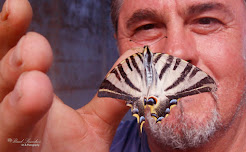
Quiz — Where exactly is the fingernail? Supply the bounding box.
[10,35,26,66]
[1,0,9,20]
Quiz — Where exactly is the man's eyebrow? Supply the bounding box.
[126,9,159,29]
[126,3,232,29]
[187,2,232,16]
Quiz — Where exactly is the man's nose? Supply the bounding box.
[161,24,199,65]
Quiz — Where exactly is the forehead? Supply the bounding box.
[119,0,242,18]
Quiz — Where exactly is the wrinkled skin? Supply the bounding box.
[0,0,246,152]
[116,0,246,151]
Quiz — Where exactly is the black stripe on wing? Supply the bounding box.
[166,76,216,99]
[130,55,143,79]
[173,58,181,70]
[98,80,139,101]
[165,63,193,91]
[110,69,121,81]
[177,76,216,93]
[189,67,201,78]
[153,53,162,64]
[166,87,213,99]
[126,58,133,71]
[118,63,141,92]
[136,53,143,63]
[159,55,174,80]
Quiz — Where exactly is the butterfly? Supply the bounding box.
[98,46,217,132]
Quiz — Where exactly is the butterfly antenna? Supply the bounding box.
[129,36,167,49]
[148,36,168,47]
[128,39,144,52]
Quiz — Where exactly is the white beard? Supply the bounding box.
[145,107,221,150]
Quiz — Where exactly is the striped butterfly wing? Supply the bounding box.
[98,46,217,130]
[148,53,217,121]
[98,52,147,124]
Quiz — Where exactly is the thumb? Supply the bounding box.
[77,48,140,132]
[84,95,130,129]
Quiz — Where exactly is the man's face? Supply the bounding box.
[116,0,246,149]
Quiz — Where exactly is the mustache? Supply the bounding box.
[144,105,222,150]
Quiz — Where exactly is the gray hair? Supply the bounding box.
[111,0,123,33]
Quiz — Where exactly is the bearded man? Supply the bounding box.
[110,0,246,151]
[0,0,245,152]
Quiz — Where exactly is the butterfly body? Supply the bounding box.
[98,46,216,132]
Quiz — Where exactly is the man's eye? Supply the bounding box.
[136,24,155,31]
[197,17,221,25]
[190,17,224,34]
[130,23,165,45]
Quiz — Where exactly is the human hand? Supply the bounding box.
[0,0,130,151]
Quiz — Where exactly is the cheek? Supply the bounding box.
[196,32,246,124]
[117,37,135,55]
[197,32,245,78]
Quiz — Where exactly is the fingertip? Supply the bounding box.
[0,0,33,58]
[2,70,54,127]
[18,32,53,72]
[0,71,53,151]
[13,71,54,116]
[6,0,33,27]
[0,32,53,101]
